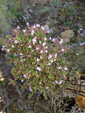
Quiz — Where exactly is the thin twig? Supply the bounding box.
[1,100,13,112]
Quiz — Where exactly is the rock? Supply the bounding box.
[61,30,74,43]
[75,95,85,107]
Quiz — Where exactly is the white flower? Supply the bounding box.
[57,66,61,69]
[47,31,50,33]
[21,80,24,82]
[2,45,5,48]
[23,29,26,33]
[45,50,48,53]
[14,53,17,56]
[32,38,36,45]
[33,24,36,29]
[49,37,51,40]
[36,47,39,50]
[29,87,32,91]
[39,82,41,85]
[23,74,27,78]
[31,30,35,35]
[20,59,23,62]
[41,26,45,30]
[54,59,56,61]
[40,50,43,54]
[48,54,52,59]
[52,38,57,42]
[50,59,53,63]
[1,48,4,51]
[61,48,64,52]
[45,46,48,49]
[44,37,47,41]
[39,41,41,44]
[6,49,10,52]
[46,87,49,89]
[55,54,57,58]
[15,30,17,32]
[59,39,63,44]
[11,45,14,48]
[76,53,79,55]
[55,80,58,84]
[14,40,18,44]
[64,67,68,70]
[28,45,32,48]
[1,45,5,50]
[58,80,63,84]
[80,42,85,46]
[79,28,83,31]
[26,22,29,25]
[37,67,41,71]
[20,53,23,56]
[17,26,20,29]
[37,58,40,62]
[34,37,37,39]
[42,42,46,46]
[36,24,40,27]
[48,63,51,66]
[40,56,43,59]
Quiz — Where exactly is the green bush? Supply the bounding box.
[2,24,74,99]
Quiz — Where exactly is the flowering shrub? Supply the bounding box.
[2,24,70,98]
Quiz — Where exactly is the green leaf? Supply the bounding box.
[43,91,47,100]
[15,110,23,113]
[39,7,49,13]
[6,35,9,39]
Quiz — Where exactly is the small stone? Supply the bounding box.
[61,30,74,43]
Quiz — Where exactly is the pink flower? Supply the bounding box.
[42,42,46,46]
[40,50,43,54]
[26,22,29,26]
[36,47,39,50]
[37,67,41,71]
[58,80,63,84]
[23,74,27,79]
[44,37,47,41]
[37,58,40,62]
[6,49,10,53]
[17,26,20,29]
[59,39,63,44]
[49,37,51,40]
[54,54,57,58]
[39,82,41,85]
[11,45,14,48]
[55,80,58,84]
[48,54,52,59]
[14,40,18,44]
[36,24,40,27]
[57,67,61,69]
[21,80,24,82]
[48,63,51,66]
[20,53,23,56]
[28,45,32,48]
[39,41,41,44]
[50,59,53,63]
[61,48,64,52]
[46,87,49,89]
[64,67,68,70]
[23,29,26,33]
[31,30,35,35]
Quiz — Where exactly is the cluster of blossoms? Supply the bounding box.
[2,24,69,98]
